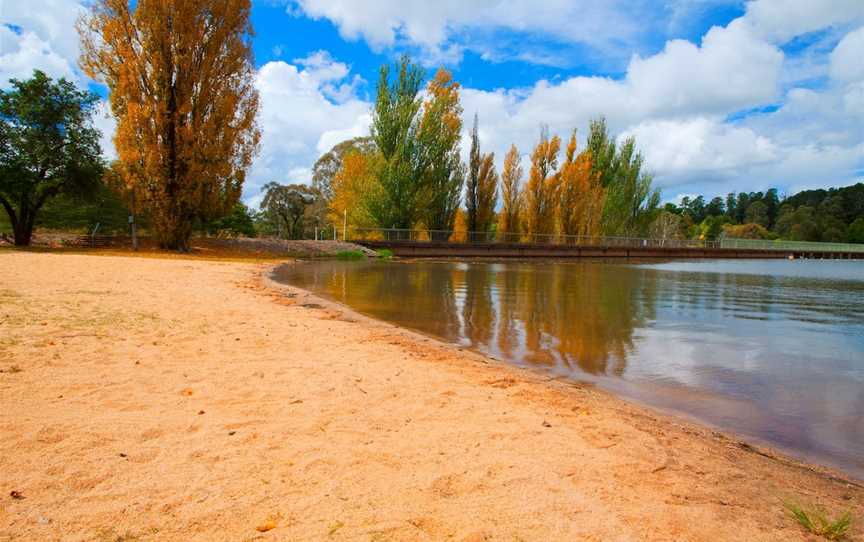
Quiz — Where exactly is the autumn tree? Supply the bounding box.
[418,69,463,240]
[497,145,524,240]
[329,149,382,232]
[368,56,426,230]
[0,71,103,246]
[524,128,561,238]
[474,153,498,238]
[312,137,376,202]
[79,0,260,250]
[557,130,604,239]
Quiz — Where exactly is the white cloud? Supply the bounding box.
[623,118,777,185]
[740,0,864,43]
[289,0,707,66]
[0,0,85,86]
[248,59,371,204]
[829,26,864,83]
[92,100,117,161]
[0,27,77,86]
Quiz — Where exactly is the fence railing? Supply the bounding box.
[349,228,864,253]
[719,238,864,253]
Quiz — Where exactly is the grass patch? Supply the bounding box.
[375,248,394,260]
[785,502,853,540]
[335,250,366,260]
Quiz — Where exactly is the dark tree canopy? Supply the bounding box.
[0,70,103,246]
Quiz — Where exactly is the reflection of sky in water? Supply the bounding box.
[274,259,864,479]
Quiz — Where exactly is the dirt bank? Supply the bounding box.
[0,252,860,541]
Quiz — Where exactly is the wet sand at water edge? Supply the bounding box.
[1,252,862,541]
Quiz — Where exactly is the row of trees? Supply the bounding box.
[658,184,864,243]
[317,56,660,242]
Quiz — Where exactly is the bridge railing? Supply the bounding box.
[719,238,864,253]
[349,228,864,253]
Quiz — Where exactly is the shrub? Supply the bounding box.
[335,250,366,260]
[785,502,852,540]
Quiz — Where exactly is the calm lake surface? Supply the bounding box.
[273,259,864,478]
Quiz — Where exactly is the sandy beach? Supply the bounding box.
[1,251,861,541]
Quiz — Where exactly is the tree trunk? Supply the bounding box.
[11,213,34,246]
[156,213,193,251]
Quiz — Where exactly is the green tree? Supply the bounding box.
[586,117,617,188]
[203,202,256,237]
[745,200,769,227]
[368,56,426,230]
[847,217,864,244]
[603,137,660,236]
[706,196,725,217]
[586,118,659,236]
[0,71,103,246]
[260,182,317,239]
[466,114,482,233]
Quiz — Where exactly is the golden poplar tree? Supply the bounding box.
[475,152,498,236]
[524,129,561,238]
[558,131,605,239]
[79,0,260,250]
[497,144,523,239]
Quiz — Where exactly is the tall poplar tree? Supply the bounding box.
[474,153,498,236]
[465,114,481,233]
[79,0,260,250]
[524,128,561,238]
[368,56,426,230]
[558,130,604,238]
[497,144,524,238]
[419,69,464,239]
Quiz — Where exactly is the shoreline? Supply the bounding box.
[266,261,864,488]
[2,252,861,540]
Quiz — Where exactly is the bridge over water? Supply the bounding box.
[351,228,864,260]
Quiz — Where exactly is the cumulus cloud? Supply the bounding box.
[829,26,864,83]
[248,59,371,203]
[740,0,864,43]
[0,0,86,86]
[289,0,705,66]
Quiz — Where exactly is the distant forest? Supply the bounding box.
[660,183,864,243]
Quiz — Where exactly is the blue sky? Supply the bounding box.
[2,0,863,206]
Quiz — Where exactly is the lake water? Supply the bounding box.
[273,259,864,479]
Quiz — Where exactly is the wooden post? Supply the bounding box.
[130,191,138,251]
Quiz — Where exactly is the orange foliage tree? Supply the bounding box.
[419,68,464,237]
[524,129,561,238]
[330,150,381,233]
[475,152,498,237]
[79,0,260,250]
[497,144,523,239]
[557,131,604,239]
